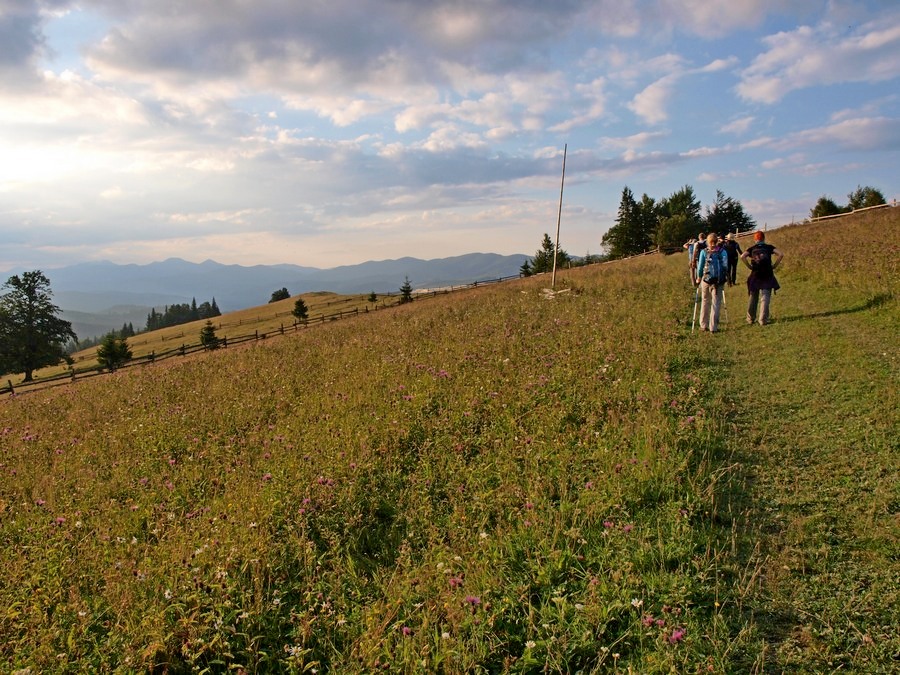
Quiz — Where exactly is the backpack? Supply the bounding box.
[749,243,774,277]
[703,247,727,285]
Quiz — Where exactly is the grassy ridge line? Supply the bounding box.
[695,208,898,671]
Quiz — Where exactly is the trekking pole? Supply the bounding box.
[690,285,700,332]
[722,286,728,323]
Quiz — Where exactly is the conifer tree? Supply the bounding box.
[292,298,309,323]
[399,277,414,304]
[96,333,132,372]
[0,271,76,381]
[530,233,570,273]
[199,320,221,350]
[703,190,756,235]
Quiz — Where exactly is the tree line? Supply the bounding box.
[810,185,886,219]
[145,297,221,332]
[601,186,756,260]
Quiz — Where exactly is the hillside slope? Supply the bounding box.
[0,207,896,672]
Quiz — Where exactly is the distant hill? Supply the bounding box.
[37,253,529,340]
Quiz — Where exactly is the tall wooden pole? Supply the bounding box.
[551,143,567,289]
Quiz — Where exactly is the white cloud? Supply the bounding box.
[773,116,900,152]
[628,74,678,124]
[737,12,900,103]
[720,116,756,135]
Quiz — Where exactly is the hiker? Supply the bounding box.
[696,233,728,333]
[683,237,698,283]
[690,232,706,286]
[741,231,783,326]
[723,233,743,286]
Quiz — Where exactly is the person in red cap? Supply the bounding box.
[740,230,784,325]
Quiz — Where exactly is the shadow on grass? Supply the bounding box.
[776,292,893,324]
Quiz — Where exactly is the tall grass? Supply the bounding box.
[1,208,896,672]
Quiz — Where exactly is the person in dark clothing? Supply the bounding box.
[741,231,783,325]
[723,233,743,286]
[690,232,706,286]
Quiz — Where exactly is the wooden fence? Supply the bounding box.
[2,273,522,398]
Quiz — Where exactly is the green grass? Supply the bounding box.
[0,208,897,673]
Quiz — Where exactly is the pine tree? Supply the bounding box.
[0,271,77,381]
[601,187,643,259]
[399,277,414,304]
[96,333,132,372]
[530,233,570,273]
[199,320,221,350]
[703,190,756,235]
[292,298,309,322]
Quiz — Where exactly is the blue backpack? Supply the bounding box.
[703,247,727,285]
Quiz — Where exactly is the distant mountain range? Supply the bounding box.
[35,253,529,341]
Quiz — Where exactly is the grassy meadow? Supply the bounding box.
[0,208,897,673]
[13,291,382,386]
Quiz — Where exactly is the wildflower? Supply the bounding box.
[465,595,481,607]
[631,598,643,608]
[164,589,173,600]
[262,472,273,482]
[584,480,594,490]
[168,458,176,466]
[642,614,655,627]
[603,520,614,529]
[668,628,686,644]
[441,631,450,639]
[35,499,46,507]
[479,531,488,539]
[525,640,536,649]
[622,524,634,533]
[448,576,463,588]
[54,516,66,526]
[401,626,412,636]
[524,501,534,510]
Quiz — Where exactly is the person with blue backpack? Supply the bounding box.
[696,233,728,333]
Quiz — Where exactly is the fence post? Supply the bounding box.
[280,323,284,335]
[6,380,13,395]
[180,344,186,356]
[149,350,155,362]
[255,330,259,340]
[222,337,227,347]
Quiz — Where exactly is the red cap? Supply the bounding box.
[754,231,765,241]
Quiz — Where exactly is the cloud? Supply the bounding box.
[774,116,900,152]
[627,56,737,125]
[720,116,756,135]
[628,74,679,125]
[737,11,900,103]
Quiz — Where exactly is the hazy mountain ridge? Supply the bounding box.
[36,253,529,340]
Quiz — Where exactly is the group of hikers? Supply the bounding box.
[683,230,784,333]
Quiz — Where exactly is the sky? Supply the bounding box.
[1,0,898,273]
